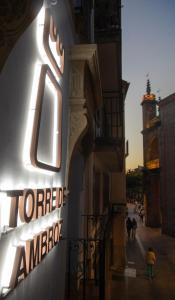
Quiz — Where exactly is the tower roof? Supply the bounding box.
[142,79,156,101]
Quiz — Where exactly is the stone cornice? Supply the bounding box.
[69,44,102,108]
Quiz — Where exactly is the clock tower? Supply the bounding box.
[141,79,157,130]
[141,79,161,227]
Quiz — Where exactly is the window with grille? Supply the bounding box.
[95,92,123,140]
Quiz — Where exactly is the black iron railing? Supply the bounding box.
[72,0,121,43]
[94,0,121,40]
[95,91,124,143]
[66,209,113,300]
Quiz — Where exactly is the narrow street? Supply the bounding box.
[111,204,175,300]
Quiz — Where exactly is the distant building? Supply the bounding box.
[141,80,161,227]
[141,80,175,235]
[159,94,175,236]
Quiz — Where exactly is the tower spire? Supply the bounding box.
[146,79,151,95]
[142,77,156,102]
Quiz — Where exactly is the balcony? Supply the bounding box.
[72,0,92,42]
[94,0,121,42]
[72,0,121,43]
[94,92,124,171]
[95,92,123,142]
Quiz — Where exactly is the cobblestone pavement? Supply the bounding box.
[110,204,175,300]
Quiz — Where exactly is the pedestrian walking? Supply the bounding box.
[146,247,156,279]
[131,218,137,239]
[139,208,144,223]
[126,217,132,240]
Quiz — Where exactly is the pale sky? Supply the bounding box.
[122,0,175,170]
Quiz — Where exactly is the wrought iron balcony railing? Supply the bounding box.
[66,209,113,300]
[72,0,121,43]
[95,91,124,145]
[94,0,121,41]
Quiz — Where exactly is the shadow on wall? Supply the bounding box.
[68,151,85,239]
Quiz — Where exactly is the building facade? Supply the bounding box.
[67,1,129,298]
[142,80,175,235]
[159,94,175,236]
[0,1,128,299]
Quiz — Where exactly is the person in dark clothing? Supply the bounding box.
[131,218,137,239]
[126,217,132,240]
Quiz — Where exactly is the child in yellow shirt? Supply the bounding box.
[146,247,156,279]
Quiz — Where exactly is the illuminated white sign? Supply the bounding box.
[0,5,66,297]
[23,6,64,173]
[0,187,66,295]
